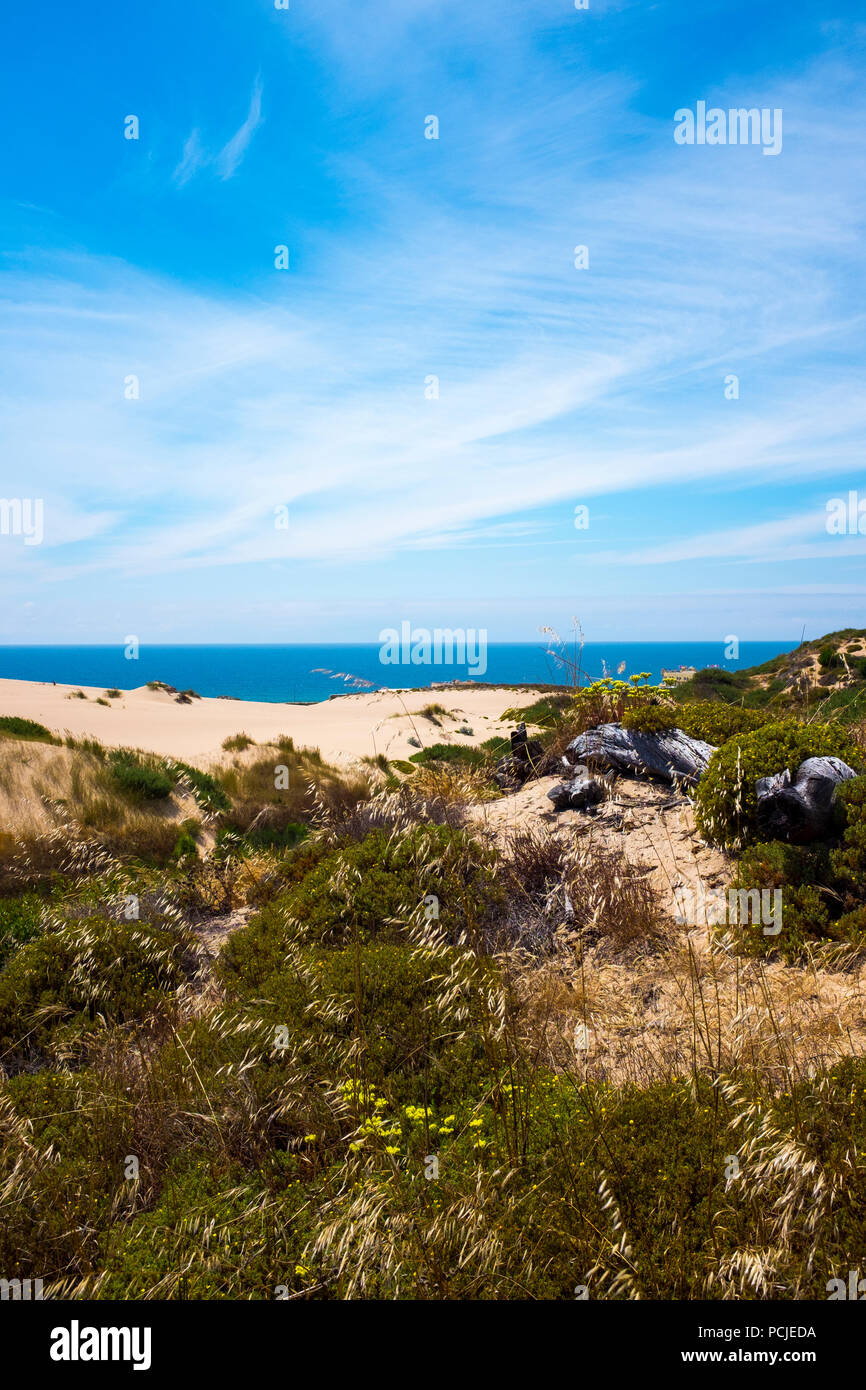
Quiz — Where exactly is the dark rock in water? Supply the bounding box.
[495,721,549,789]
[547,774,604,811]
[756,756,859,843]
[566,723,716,788]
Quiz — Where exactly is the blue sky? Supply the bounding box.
[1,0,864,644]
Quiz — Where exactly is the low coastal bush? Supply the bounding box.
[106,750,174,801]
[676,702,776,745]
[0,916,187,1065]
[220,824,501,955]
[222,733,255,752]
[408,742,485,767]
[695,719,859,849]
[500,693,572,727]
[169,760,231,814]
[620,700,677,735]
[571,674,655,730]
[731,783,866,961]
[0,892,45,969]
[620,699,776,743]
[0,715,61,745]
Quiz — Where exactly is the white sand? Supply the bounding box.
[0,679,544,767]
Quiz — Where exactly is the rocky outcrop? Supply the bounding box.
[566,723,716,789]
[756,756,859,843]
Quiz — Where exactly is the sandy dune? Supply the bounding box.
[0,678,541,767]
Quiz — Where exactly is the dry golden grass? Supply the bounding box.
[0,738,203,879]
[514,902,866,1090]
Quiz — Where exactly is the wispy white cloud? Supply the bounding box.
[172,78,263,187]
[215,77,263,179]
[173,128,205,187]
[3,25,866,639]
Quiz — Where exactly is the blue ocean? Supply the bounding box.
[0,642,797,705]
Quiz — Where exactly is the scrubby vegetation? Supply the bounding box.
[695,719,859,850]
[0,715,61,745]
[1,637,866,1300]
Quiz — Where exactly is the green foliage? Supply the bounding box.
[219,938,489,1107]
[104,689,122,699]
[0,892,45,969]
[675,702,776,745]
[169,760,231,813]
[107,750,174,801]
[819,645,843,670]
[172,829,199,861]
[99,1156,313,1299]
[220,824,501,955]
[0,916,186,1063]
[216,822,308,855]
[731,779,866,960]
[500,693,572,727]
[0,715,61,745]
[829,778,866,908]
[695,719,859,849]
[408,742,485,767]
[571,674,656,729]
[621,700,676,734]
[222,733,255,752]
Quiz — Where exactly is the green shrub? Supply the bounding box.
[169,760,231,813]
[408,742,485,767]
[0,892,45,968]
[676,702,775,745]
[217,938,491,1107]
[621,700,677,734]
[819,646,843,670]
[99,1156,313,1300]
[107,751,174,800]
[729,779,866,960]
[0,916,187,1063]
[222,733,255,752]
[0,716,61,745]
[829,778,866,906]
[695,719,859,848]
[226,823,308,854]
[219,824,501,958]
[172,829,199,860]
[623,700,775,743]
[500,693,572,727]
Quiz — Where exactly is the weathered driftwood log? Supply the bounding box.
[566,723,716,788]
[547,773,604,811]
[494,722,549,790]
[756,756,859,843]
